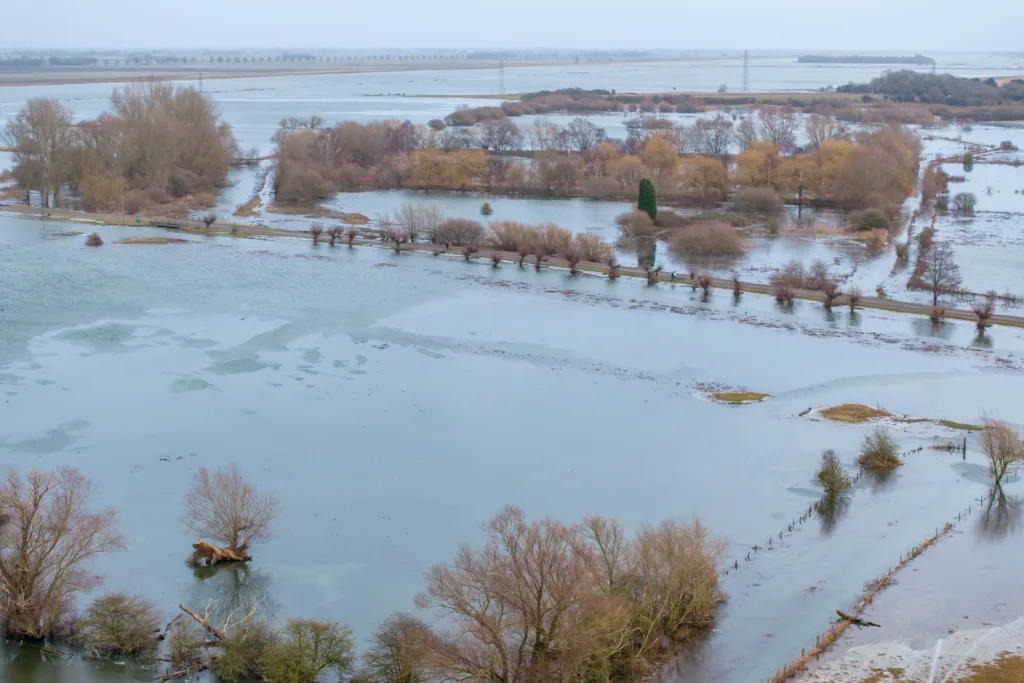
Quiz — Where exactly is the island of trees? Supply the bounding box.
[797,54,934,65]
[838,70,1024,106]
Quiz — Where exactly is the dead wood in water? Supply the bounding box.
[179,603,230,643]
[189,541,250,567]
[836,610,880,628]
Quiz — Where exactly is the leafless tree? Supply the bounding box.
[756,107,799,154]
[561,243,583,275]
[326,226,343,246]
[734,116,759,151]
[203,213,217,229]
[346,226,360,246]
[479,119,522,152]
[461,243,479,261]
[982,418,1024,488]
[3,98,75,208]
[382,222,409,252]
[184,464,278,559]
[0,467,125,638]
[920,241,963,306]
[972,300,994,331]
[692,115,734,155]
[565,117,605,152]
[847,287,862,312]
[361,613,438,683]
[806,114,846,149]
[822,281,841,309]
[310,222,324,244]
[396,203,444,243]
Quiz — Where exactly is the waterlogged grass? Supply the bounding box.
[937,419,983,432]
[711,391,771,404]
[820,404,893,423]
[115,237,190,245]
[963,654,1024,682]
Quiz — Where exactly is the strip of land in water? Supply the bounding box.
[6,205,1023,330]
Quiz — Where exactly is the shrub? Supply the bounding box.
[669,221,747,257]
[857,427,903,472]
[894,241,909,261]
[696,273,712,295]
[76,594,161,656]
[480,202,493,216]
[144,186,171,205]
[346,227,360,246]
[733,186,783,214]
[211,621,276,681]
[851,208,890,232]
[732,272,742,298]
[490,252,502,267]
[436,219,484,246]
[167,619,206,671]
[122,191,147,215]
[85,232,104,247]
[326,226,342,246]
[581,176,623,199]
[952,192,977,216]
[930,305,945,323]
[260,619,355,683]
[310,222,324,244]
[616,211,658,240]
[815,450,852,498]
[461,243,479,261]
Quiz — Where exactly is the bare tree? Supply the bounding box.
[805,114,846,149]
[479,119,522,152]
[184,464,278,564]
[361,613,437,683]
[920,240,963,306]
[3,98,75,208]
[346,227,360,246]
[396,203,444,243]
[756,107,799,154]
[0,467,125,638]
[203,213,217,229]
[310,222,324,244]
[382,223,409,252]
[565,117,605,152]
[692,115,734,155]
[982,418,1024,488]
[734,116,759,151]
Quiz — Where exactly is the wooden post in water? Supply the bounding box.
[963,437,967,460]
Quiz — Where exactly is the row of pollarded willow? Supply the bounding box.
[0,465,726,683]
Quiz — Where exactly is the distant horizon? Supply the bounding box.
[1,47,1020,56]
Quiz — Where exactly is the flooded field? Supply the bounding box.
[1,212,1022,681]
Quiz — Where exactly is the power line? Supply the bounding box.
[742,50,749,93]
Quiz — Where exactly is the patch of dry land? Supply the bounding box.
[711,391,772,404]
[820,404,893,423]
[800,615,1024,682]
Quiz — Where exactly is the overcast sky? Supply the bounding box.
[2,0,1022,51]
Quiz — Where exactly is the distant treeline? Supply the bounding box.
[838,70,1024,106]
[798,54,934,65]
[0,57,99,68]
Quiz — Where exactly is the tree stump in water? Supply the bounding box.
[189,541,250,566]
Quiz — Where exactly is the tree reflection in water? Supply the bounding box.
[815,495,849,536]
[978,486,1022,540]
[188,562,277,626]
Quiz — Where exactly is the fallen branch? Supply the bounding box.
[189,541,250,566]
[178,603,229,643]
[836,610,880,628]
[156,666,207,681]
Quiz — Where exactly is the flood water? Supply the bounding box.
[1,212,1023,681]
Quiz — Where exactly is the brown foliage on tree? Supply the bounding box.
[414,507,723,683]
[0,467,125,638]
[184,464,278,564]
[2,98,75,208]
